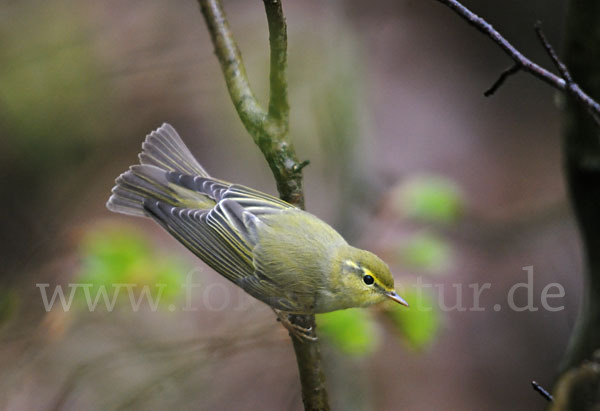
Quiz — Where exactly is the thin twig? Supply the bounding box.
[484,64,520,97]
[534,22,573,84]
[531,381,554,402]
[293,159,311,173]
[433,0,600,125]
[534,23,600,127]
[433,0,565,88]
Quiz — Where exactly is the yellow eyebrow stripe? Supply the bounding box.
[363,268,394,292]
[345,262,394,292]
[344,260,360,269]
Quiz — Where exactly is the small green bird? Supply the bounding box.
[107,124,407,333]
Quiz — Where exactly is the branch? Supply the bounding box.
[197,1,328,410]
[198,0,305,206]
[198,0,267,136]
[533,22,600,125]
[264,0,289,126]
[432,0,600,125]
[483,64,520,97]
[531,381,554,402]
[534,22,572,84]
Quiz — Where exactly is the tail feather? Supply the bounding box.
[107,123,209,217]
[139,123,209,177]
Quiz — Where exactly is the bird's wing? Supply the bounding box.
[144,199,252,282]
[143,195,301,310]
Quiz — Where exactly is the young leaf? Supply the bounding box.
[77,224,189,308]
[393,175,463,224]
[383,288,440,350]
[398,231,452,274]
[317,308,380,357]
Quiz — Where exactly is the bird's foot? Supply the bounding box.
[273,309,318,342]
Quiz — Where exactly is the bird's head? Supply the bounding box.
[334,246,408,309]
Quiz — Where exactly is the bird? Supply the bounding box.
[107,123,408,338]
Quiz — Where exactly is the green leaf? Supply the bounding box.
[77,224,189,308]
[384,289,440,350]
[398,231,451,274]
[317,308,380,357]
[394,175,463,224]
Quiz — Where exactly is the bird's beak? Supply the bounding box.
[386,290,409,307]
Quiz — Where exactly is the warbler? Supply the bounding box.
[107,124,408,323]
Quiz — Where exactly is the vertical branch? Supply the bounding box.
[198,0,267,136]
[197,1,328,409]
[198,0,304,207]
[288,314,329,411]
[264,0,289,127]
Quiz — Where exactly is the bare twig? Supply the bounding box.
[534,22,573,84]
[432,0,564,88]
[433,0,600,125]
[531,381,554,402]
[197,1,328,410]
[484,64,520,97]
[532,22,600,127]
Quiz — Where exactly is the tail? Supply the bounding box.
[106,123,210,217]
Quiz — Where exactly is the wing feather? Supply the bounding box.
[142,169,307,311]
[144,201,251,283]
[165,171,293,212]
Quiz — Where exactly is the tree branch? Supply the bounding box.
[264,0,289,126]
[531,381,554,402]
[198,0,267,135]
[534,22,572,84]
[197,1,328,410]
[483,64,520,97]
[432,0,600,125]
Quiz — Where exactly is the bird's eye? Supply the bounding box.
[363,274,374,285]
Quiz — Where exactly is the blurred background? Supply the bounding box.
[0,0,579,409]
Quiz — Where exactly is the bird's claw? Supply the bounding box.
[273,309,318,342]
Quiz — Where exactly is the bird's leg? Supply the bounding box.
[272,309,318,342]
